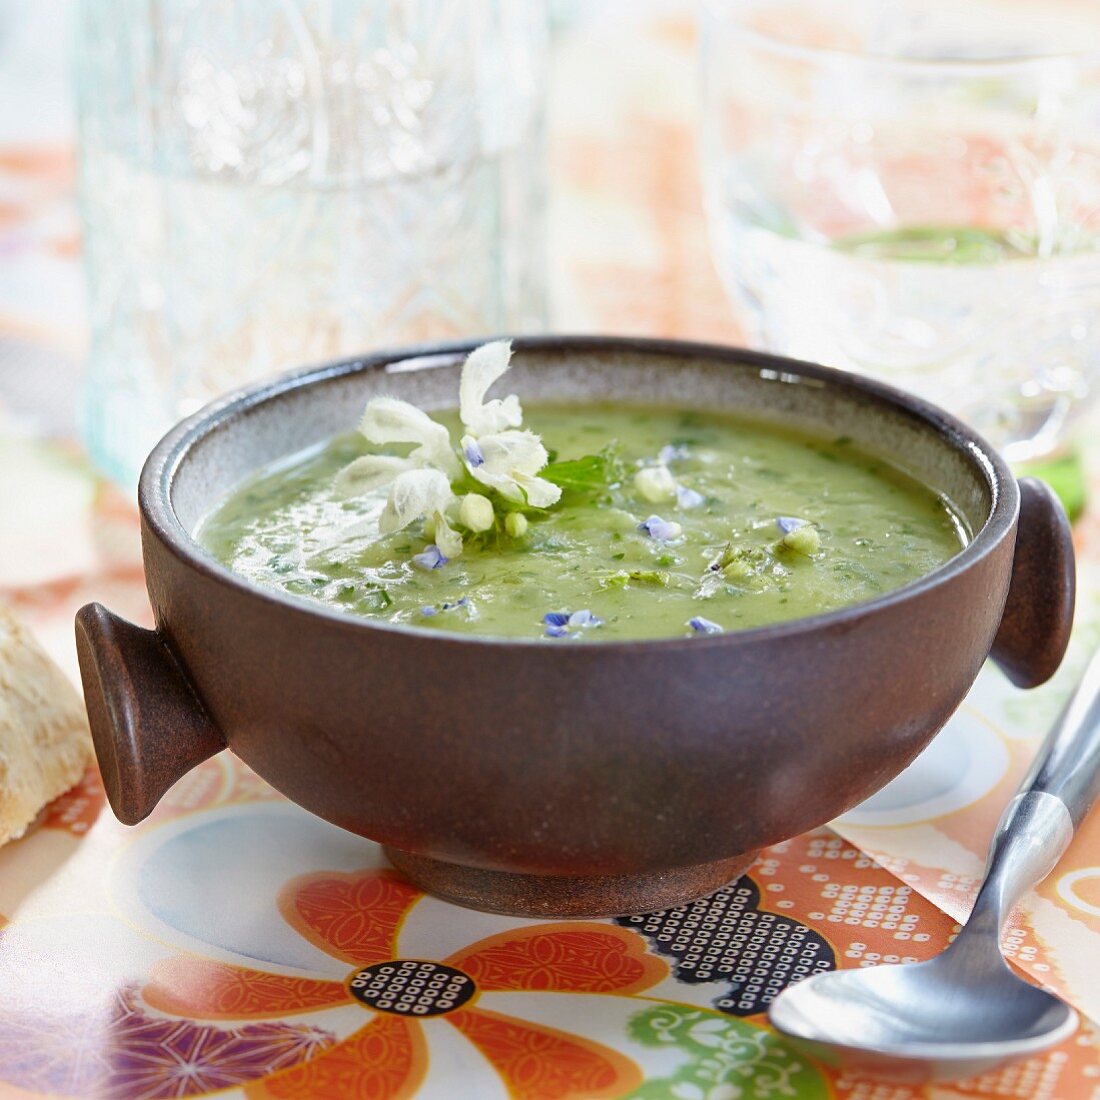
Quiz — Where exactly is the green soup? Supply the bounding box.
[198,404,967,641]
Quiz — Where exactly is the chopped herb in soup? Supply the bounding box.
[198,343,966,641]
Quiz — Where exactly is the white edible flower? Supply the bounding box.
[459,492,495,532]
[459,340,524,436]
[334,397,463,550]
[431,517,463,559]
[378,467,463,558]
[634,465,677,503]
[379,468,453,534]
[457,341,561,508]
[462,429,562,508]
[333,454,416,498]
[335,339,559,555]
[359,397,461,479]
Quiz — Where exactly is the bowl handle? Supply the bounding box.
[990,477,1076,689]
[75,603,226,824]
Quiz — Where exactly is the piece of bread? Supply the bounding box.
[0,604,92,845]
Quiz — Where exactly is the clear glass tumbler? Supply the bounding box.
[701,0,1100,461]
[76,0,548,486]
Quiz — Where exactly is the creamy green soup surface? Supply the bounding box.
[198,404,967,641]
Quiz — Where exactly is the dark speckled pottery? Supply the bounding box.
[75,337,1075,918]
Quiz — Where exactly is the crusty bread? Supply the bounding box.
[0,604,92,845]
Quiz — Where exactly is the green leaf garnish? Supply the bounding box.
[541,444,627,501]
[601,569,670,589]
[337,583,392,611]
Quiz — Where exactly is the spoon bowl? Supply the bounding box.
[770,634,1100,1081]
[769,943,1079,1082]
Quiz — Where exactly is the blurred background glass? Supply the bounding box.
[76,0,548,486]
[701,0,1100,462]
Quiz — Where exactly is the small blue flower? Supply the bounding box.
[676,485,705,510]
[688,616,724,635]
[776,516,806,534]
[420,605,438,616]
[413,545,448,570]
[659,443,690,464]
[442,596,470,611]
[544,608,603,637]
[568,609,603,628]
[464,440,485,467]
[638,515,683,541]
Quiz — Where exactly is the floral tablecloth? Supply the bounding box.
[1,5,1099,1098]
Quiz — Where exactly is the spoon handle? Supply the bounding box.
[1025,645,1100,829]
[970,646,1100,930]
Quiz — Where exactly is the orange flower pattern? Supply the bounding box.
[450,925,665,995]
[254,1016,426,1100]
[143,869,666,1099]
[446,1009,639,1099]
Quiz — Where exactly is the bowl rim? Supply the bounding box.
[140,334,1018,653]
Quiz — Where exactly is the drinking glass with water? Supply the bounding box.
[701,0,1100,462]
[76,0,547,486]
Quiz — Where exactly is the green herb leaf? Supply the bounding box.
[541,444,626,500]
[337,583,392,610]
[600,569,670,590]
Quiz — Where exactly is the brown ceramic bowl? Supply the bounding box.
[76,337,1075,919]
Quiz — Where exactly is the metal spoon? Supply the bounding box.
[769,646,1100,1082]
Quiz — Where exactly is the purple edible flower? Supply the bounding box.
[412,545,448,570]
[544,608,603,637]
[638,515,682,541]
[776,516,806,535]
[659,443,690,464]
[420,605,438,616]
[442,597,469,611]
[464,440,485,467]
[568,609,603,628]
[688,616,724,635]
[676,485,705,510]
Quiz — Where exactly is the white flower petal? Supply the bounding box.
[360,397,459,477]
[468,465,524,503]
[359,397,439,445]
[514,472,562,508]
[379,468,455,534]
[459,340,523,436]
[333,454,413,498]
[433,513,464,559]
[474,430,549,477]
[465,430,558,505]
[472,393,523,437]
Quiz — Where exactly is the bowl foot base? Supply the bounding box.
[382,847,759,919]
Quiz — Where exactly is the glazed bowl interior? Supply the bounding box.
[167,341,996,559]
